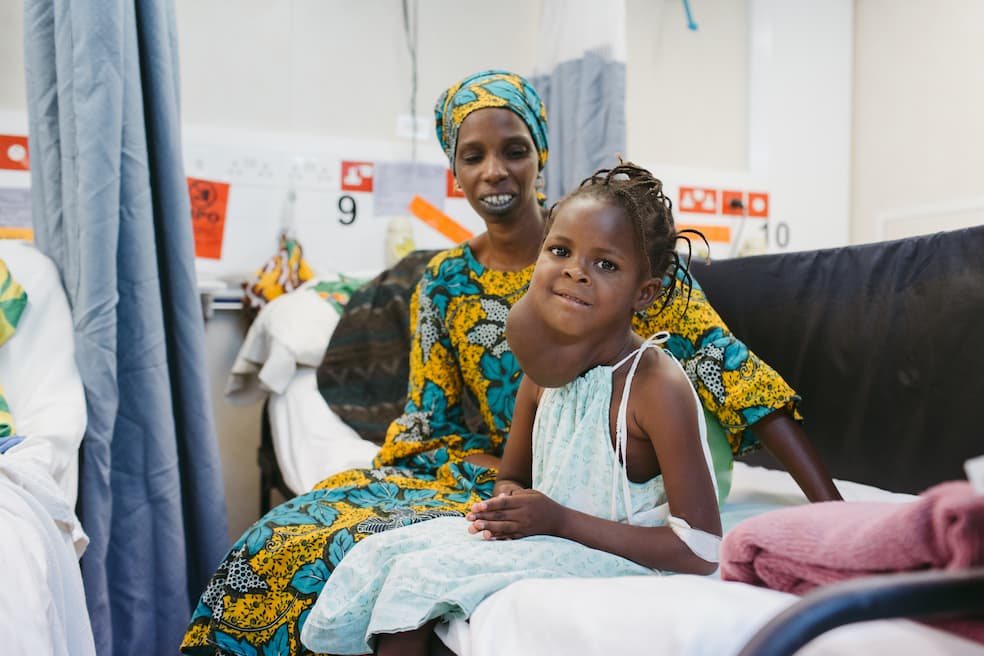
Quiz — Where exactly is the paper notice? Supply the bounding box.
[373,162,445,217]
[188,177,230,259]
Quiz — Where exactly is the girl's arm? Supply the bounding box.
[469,364,721,575]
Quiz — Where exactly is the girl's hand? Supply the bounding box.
[466,489,565,540]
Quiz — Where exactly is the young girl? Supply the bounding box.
[299,162,723,656]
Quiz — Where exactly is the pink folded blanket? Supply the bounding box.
[721,480,984,642]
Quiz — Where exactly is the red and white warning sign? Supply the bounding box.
[340,161,374,192]
[678,187,717,214]
[747,192,769,217]
[0,135,30,171]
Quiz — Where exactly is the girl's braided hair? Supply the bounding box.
[544,160,707,316]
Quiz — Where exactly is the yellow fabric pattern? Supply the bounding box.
[375,245,532,469]
[243,235,315,315]
[0,259,26,439]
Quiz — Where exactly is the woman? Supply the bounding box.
[181,70,838,656]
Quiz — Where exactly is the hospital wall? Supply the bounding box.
[1,1,983,543]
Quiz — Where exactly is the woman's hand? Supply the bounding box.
[463,453,502,470]
[466,489,566,540]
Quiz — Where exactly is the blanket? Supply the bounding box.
[317,250,440,444]
[721,480,984,643]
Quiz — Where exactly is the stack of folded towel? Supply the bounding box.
[721,480,984,643]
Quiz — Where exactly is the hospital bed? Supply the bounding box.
[0,241,93,655]
[235,225,984,655]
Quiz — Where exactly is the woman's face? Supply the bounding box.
[453,107,539,223]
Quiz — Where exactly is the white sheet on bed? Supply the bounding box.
[228,276,381,495]
[439,465,982,656]
[445,573,984,656]
[268,368,377,494]
[0,241,87,506]
[0,242,92,655]
[0,458,94,655]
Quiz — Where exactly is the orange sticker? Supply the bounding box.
[678,187,718,214]
[677,223,731,243]
[747,192,769,217]
[187,177,229,259]
[409,195,473,244]
[0,227,33,241]
[0,135,30,171]
[446,169,464,198]
[721,190,745,216]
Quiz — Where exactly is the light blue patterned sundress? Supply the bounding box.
[301,334,715,655]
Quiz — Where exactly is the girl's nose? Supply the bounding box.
[564,263,589,283]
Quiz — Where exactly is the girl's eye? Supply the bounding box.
[597,259,617,271]
[548,245,568,257]
[460,153,482,165]
[507,147,529,159]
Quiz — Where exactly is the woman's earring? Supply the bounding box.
[535,174,545,193]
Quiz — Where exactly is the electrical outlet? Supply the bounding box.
[288,156,337,191]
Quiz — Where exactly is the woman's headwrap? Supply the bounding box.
[435,70,549,176]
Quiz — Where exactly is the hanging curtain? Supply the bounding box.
[532,0,628,201]
[23,1,228,654]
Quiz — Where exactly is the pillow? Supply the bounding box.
[0,259,27,441]
[317,250,442,445]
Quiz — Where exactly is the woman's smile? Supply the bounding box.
[478,193,518,213]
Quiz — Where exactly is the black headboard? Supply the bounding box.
[691,225,984,494]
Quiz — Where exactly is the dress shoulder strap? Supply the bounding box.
[609,332,669,519]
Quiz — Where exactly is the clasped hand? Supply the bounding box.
[466,489,565,540]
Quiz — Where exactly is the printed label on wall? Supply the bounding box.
[678,187,718,214]
[446,169,464,198]
[188,177,230,259]
[0,135,30,171]
[340,161,374,192]
[721,190,744,216]
[747,192,770,217]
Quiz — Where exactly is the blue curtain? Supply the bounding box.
[23,1,228,654]
[531,0,628,202]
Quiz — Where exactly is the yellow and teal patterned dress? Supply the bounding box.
[181,244,798,656]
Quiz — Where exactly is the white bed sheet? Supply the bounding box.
[228,276,381,495]
[437,463,984,656]
[268,368,377,494]
[0,241,93,655]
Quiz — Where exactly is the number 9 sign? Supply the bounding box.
[337,194,357,225]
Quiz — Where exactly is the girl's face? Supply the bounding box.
[529,196,659,340]
[453,108,539,223]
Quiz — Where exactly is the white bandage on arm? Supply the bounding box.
[668,516,721,563]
